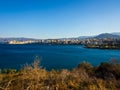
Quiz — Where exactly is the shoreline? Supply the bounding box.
[84,44,120,50]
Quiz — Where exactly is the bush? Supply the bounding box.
[0,60,120,90]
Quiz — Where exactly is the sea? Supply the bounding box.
[0,44,120,70]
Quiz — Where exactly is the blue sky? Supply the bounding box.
[0,0,120,39]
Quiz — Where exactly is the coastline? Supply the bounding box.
[84,44,120,50]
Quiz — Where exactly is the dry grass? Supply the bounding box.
[0,59,120,90]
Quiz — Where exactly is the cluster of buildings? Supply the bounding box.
[84,38,120,45]
[8,39,82,45]
[84,38,120,49]
[39,39,82,44]
[8,40,36,44]
[4,38,120,49]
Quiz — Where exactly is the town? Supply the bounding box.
[1,38,120,49]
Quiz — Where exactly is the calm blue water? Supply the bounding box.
[0,44,120,70]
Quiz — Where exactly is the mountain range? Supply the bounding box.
[0,32,120,42]
[78,32,120,39]
[95,33,120,39]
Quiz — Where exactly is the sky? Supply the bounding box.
[0,0,120,39]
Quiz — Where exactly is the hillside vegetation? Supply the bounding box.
[0,59,120,90]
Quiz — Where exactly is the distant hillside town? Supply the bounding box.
[0,32,120,49]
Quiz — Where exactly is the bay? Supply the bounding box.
[0,44,120,70]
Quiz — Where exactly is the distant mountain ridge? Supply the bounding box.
[78,36,94,39]
[78,32,120,39]
[0,37,38,42]
[94,33,120,39]
[111,32,120,36]
[0,32,120,42]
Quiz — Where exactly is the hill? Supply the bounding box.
[78,33,120,39]
[95,33,120,39]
